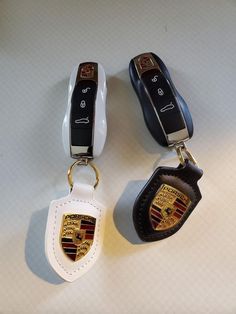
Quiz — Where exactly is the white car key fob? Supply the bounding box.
[45,62,107,282]
[62,62,107,159]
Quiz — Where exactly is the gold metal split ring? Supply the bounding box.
[67,158,99,190]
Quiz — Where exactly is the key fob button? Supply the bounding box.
[71,81,97,115]
[71,114,92,129]
[141,69,161,85]
[141,69,185,134]
[71,82,94,145]
[70,79,97,150]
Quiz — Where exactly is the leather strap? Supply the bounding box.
[45,183,105,281]
[133,161,203,242]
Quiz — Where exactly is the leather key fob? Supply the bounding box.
[133,160,203,242]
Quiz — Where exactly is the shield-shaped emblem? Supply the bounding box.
[149,184,191,231]
[60,214,96,262]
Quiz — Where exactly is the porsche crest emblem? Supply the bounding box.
[60,214,96,262]
[149,184,191,231]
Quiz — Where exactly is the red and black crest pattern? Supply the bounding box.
[149,184,191,231]
[60,214,96,262]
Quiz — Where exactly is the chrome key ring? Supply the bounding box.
[174,142,198,166]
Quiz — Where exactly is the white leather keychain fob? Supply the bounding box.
[45,183,105,282]
[46,62,107,282]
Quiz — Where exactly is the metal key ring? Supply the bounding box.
[174,142,198,166]
[67,158,99,190]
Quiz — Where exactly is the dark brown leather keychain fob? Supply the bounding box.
[129,52,203,241]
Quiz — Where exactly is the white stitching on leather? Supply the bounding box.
[52,199,102,276]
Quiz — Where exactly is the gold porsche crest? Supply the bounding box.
[60,214,96,262]
[149,184,191,231]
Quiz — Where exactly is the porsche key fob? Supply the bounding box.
[47,63,107,281]
[129,52,203,242]
[62,62,107,159]
[129,52,193,146]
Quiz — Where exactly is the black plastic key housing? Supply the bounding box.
[129,53,193,146]
[70,62,98,158]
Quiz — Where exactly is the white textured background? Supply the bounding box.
[1,1,236,313]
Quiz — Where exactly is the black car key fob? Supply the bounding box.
[129,52,203,242]
[129,52,193,147]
